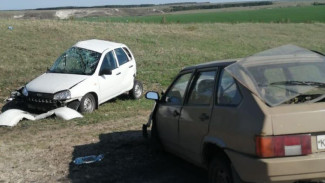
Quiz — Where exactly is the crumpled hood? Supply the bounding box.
[26,73,89,94]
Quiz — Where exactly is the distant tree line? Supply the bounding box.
[35,4,155,10]
[162,2,201,5]
[313,2,325,6]
[169,1,273,12]
[34,1,273,11]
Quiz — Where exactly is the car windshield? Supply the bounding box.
[225,45,325,106]
[49,47,101,75]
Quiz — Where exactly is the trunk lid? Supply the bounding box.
[270,103,325,135]
[270,103,325,153]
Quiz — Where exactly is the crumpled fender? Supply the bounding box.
[52,107,83,120]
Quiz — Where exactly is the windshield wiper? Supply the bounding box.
[270,81,325,88]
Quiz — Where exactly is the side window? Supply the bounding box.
[165,73,192,105]
[217,70,242,105]
[100,51,117,72]
[115,48,129,66]
[123,47,133,60]
[187,71,216,106]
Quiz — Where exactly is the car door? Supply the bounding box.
[178,68,218,163]
[114,47,135,93]
[97,51,123,103]
[156,71,193,152]
[210,68,243,152]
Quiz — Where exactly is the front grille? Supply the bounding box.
[28,92,54,99]
[27,97,55,104]
[26,92,56,104]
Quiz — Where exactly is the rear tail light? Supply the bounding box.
[256,134,311,158]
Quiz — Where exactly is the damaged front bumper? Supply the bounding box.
[7,89,81,112]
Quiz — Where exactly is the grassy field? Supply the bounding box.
[78,5,325,23]
[0,19,325,125]
[0,18,324,182]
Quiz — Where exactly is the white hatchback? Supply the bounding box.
[15,39,143,113]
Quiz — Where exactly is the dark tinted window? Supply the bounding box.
[123,47,132,59]
[187,71,216,105]
[100,51,117,72]
[115,48,129,66]
[165,73,192,105]
[217,70,242,105]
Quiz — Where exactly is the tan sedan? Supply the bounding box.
[144,45,325,182]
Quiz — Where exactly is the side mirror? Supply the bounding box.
[99,68,112,76]
[145,91,159,100]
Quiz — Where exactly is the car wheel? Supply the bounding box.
[129,80,143,99]
[209,156,233,183]
[79,94,96,113]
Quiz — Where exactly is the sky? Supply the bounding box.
[0,0,264,10]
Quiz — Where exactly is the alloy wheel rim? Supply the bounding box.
[83,97,93,112]
[134,84,142,97]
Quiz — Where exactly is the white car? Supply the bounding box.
[13,39,143,113]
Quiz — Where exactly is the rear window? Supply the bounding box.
[115,48,130,66]
[225,45,325,106]
[123,47,133,60]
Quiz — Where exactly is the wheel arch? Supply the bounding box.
[203,138,245,183]
[202,137,230,167]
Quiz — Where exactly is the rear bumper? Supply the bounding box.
[226,150,325,182]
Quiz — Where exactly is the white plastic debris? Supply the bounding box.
[52,107,83,120]
[0,107,83,127]
[0,109,35,127]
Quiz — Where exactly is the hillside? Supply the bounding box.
[0,0,321,20]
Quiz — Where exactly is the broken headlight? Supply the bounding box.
[22,87,28,96]
[54,90,71,100]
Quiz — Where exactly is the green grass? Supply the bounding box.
[0,19,324,126]
[78,6,325,23]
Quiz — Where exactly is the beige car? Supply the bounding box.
[143,45,325,182]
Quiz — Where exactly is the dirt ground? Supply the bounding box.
[0,114,207,183]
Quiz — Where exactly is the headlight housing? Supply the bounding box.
[53,90,71,100]
[22,87,28,96]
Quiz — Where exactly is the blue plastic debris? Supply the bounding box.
[8,26,13,30]
[73,154,104,165]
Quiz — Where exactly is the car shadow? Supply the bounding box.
[67,130,207,183]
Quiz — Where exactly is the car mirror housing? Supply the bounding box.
[145,91,159,100]
[99,68,112,76]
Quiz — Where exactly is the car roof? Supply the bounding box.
[181,58,239,72]
[74,39,126,53]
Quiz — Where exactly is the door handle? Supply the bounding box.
[199,113,209,121]
[173,110,180,117]
[116,72,121,75]
[129,65,134,68]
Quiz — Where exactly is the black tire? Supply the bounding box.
[129,80,143,99]
[150,120,164,152]
[151,119,159,141]
[209,156,233,183]
[79,93,96,113]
